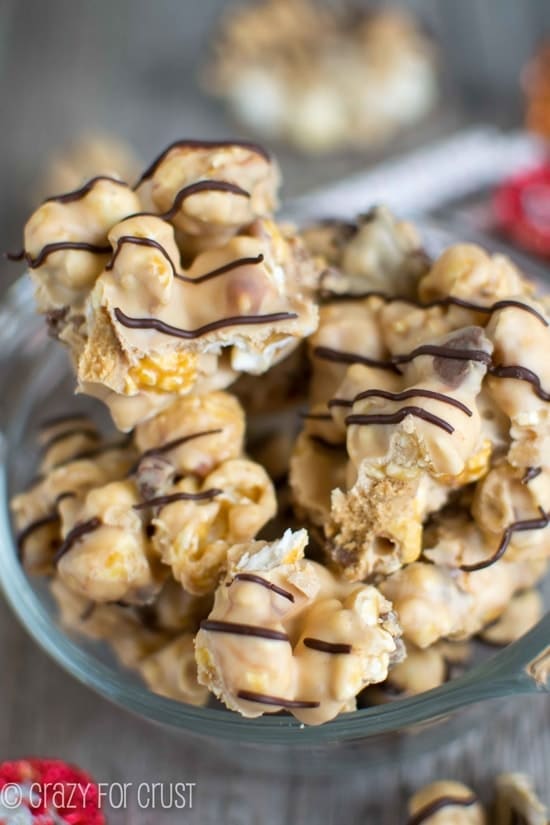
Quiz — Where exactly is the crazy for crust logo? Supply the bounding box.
[0,759,104,825]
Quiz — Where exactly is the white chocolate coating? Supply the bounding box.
[195,529,402,724]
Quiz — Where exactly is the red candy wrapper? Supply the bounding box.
[494,162,550,256]
[0,759,104,825]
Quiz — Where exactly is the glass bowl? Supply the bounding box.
[0,221,548,775]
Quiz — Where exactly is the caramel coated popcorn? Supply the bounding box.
[9,136,550,726]
[204,1,438,153]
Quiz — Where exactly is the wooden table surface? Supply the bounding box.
[0,2,548,821]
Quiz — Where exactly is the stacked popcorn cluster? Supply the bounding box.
[204,0,438,153]
[9,140,549,726]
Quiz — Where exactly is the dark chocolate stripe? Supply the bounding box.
[489,364,550,401]
[346,407,455,434]
[42,426,99,451]
[54,517,101,563]
[327,397,354,409]
[55,491,77,504]
[312,346,399,373]
[522,466,542,484]
[299,411,332,421]
[123,181,252,223]
[460,507,549,572]
[176,253,264,284]
[114,307,298,339]
[407,795,479,825]
[43,175,129,204]
[392,344,492,368]
[313,344,491,373]
[303,637,352,654]
[80,602,96,622]
[60,439,130,466]
[161,180,250,219]
[309,434,346,451]
[135,139,270,186]
[320,288,548,327]
[16,513,60,558]
[509,810,529,825]
[39,412,90,429]
[230,573,295,602]
[346,388,473,416]
[106,235,264,283]
[140,428,222,460]
[13,241,112,269]
[5,250,26,262]
[133,488,222,509]
[200,620,289,641]
[236,690,320,709]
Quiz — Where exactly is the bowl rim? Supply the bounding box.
[1,463,547,745]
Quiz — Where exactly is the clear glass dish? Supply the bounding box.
[0,221,548,774]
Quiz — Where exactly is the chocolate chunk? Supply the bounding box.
[433,328,486,387]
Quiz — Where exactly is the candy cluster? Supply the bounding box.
[9,141,548,725]
[204,0,438,152]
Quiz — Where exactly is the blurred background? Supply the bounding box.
[2,0,550,269]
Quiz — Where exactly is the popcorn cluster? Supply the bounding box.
[19,139,319,431]
[9,140,548,725]
[204,0,438,153]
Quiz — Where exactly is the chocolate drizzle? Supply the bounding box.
[393,343,492,369]
[346,407,455,434]
[407,794,479,825]
[303,637,352,654]
[133,488,222,509]
[460,507,549,572]
[55,491,77,504]
[313,343,491,374]
[80,602,97,622]
[230,573,295,602]
[54,517,101,563]
[43,175,129,204]
[160,180,250,219]
[299,411,332,421]
[16,513,60,558]
[106,234,264,283]
[522,466,542,484]
[309,434,346,451]
[61,439,131,466]
[320,288,548,327]
[313,345,399,373]
[200,620,289,641]
[41,426,99,451]
[509,813,529,825]
[39,411,89,429]
[489,364,550,401]
[114,307,298,339]
[236,690,320,709]
[139,428,223,460]
[10,241,112,269]
[134,139,270,187]
[331,388,473,416]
